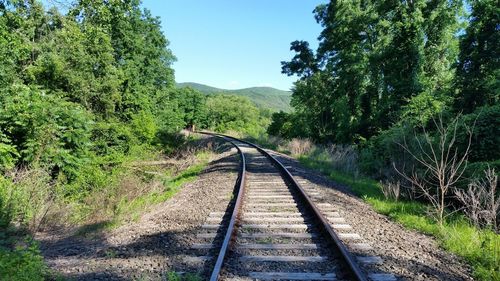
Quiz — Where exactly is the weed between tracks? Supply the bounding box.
[165,272,202,281]
[255,237,273,244]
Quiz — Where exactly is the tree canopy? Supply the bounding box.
[278,0,470,143]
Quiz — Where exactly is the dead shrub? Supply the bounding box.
[455,167,499,231]
[394,115,472,224]
[380,180,401,201]
[287,138,313,156]
[327,144,359,176]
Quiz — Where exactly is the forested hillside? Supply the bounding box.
[177,82,292,112]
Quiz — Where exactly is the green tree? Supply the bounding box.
[69,0,176,119]
[282,0,463,143]
[26,15,121,117]
[205,94,263,135]
[454,0,499,113]
[0,0,46,87]
[175,87,207,130]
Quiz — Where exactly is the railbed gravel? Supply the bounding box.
[220,146,347,281]
[268,150,474,281]
[36,137,239,280]
[36,139,475,281]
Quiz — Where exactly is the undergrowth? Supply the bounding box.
[0,137,216,280]
[109,151,211,228]
[0,234,61,281]
[299,155,500,281]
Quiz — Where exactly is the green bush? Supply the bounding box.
[0,132,18,172]
[358,124,414,179]
[131,110,158,144]
[91,120,136,157]
[63,159,115,202]
[0,236,48,281]
[0,85,93,178]
[457,104,500,162]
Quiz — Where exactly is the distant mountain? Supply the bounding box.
[176,82,292,112]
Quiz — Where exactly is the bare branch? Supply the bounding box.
[392,114,472,224]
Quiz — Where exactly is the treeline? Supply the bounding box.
[0,0,266,227]
[270,0,498,179]
[0,0,179,179]
[172,87,271,137]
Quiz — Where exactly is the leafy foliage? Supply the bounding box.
[0,236,48,281]
[454,0,499,113]
[0,85,92,178]
[281,0,463,143]
[267,111,309,139]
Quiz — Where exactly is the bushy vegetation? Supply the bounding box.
[0,236,50,281]
[0,0,269,278]
[0,0,180,220]
[264,0,498,279]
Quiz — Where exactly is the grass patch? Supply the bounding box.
[109,151,211,228]
[166,271,202,281]
[298,155,500,281]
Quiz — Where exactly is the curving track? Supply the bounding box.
[189,133,368,281]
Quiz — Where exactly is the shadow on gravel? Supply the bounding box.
[40,222,111,259]
[64,271,130,281]
[41,226,205,279]
[200,155,240,175]
[40,143,241,280]
[379,252,471,281]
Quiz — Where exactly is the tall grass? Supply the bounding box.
[109,151,211,227]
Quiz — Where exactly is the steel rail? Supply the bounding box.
[205,132,368,281]
[197,132,247,281]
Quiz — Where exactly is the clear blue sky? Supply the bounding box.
[141,0,327,91]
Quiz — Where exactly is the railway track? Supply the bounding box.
[189,133,389,281]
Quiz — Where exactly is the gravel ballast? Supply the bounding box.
[268,150,474,281]
[37,138,239,280]
[36,138,475,281]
